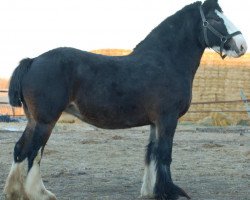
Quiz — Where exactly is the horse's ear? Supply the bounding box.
[202,0,221,15]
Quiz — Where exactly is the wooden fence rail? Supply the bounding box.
[0,102,9,105]
[192,99,250,104]
[0,90,18,116]
[0,90,249,117]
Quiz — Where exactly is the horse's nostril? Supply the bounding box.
[240,45,245,52]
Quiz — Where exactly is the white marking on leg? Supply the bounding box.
[141,159,157,197]
[4,160,29,200]
[25,149,57,200]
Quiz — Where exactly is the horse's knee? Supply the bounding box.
[157,145,172,165]
[14,141,28,163]
[14,139,41,171]
[23,123,53,169]
[13,126,34,163]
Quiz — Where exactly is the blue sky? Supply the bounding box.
[0,0,249,78]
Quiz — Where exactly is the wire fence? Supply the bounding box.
[188,99,250,114]
[0,90,23,117]
[0,90,249,117]
[0,90,8,93]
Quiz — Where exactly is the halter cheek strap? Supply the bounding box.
[199,6,242,59]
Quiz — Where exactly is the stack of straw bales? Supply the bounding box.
[91,49,131,56]
[186,52,250,123]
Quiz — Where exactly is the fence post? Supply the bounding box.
[240,89,250,118]
[12,107,15,117]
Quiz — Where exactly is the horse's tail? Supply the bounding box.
[8,58,33,107]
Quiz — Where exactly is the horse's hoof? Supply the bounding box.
[42,191,57,200]
[47,195,57,200]
[4,193,9,200]
[25,189,57,200]
[4,193,29,200]
[155,183,191,200]
[42,189,57,200]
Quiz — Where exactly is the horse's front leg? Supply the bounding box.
[141,115,190,200]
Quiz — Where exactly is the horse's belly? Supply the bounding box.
[86,116,149,129]
[70,102,149,129]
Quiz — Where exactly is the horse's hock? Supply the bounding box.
[93,49,250,123]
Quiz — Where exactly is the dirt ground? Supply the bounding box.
[0,122,249,200]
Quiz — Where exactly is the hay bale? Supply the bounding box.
[236,119,250,126]
[197,116,214,126]
[58,113,80,123]
[197,113,234,126]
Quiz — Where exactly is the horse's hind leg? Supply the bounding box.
[24,122,56,200]
[4,122,33,200]
[4,119,57,200]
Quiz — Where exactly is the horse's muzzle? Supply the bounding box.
[231,34,247,57]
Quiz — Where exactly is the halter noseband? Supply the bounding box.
[199,6,242,59]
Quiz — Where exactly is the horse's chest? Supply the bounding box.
[157,77,192,117]
[177,83,193,117]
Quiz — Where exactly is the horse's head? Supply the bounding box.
[200,0,247,58]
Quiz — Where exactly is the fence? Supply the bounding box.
[189,98,249,112]
[0,90,24,117]
[1,90,249,122]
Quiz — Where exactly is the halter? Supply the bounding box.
[199,6,242,59]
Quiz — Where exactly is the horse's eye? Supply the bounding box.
[214,17,223,22]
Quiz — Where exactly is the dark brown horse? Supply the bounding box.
[4,0,247,199]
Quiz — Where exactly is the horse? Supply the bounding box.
[4,0,247,199]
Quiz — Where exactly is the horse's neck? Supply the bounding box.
[133,6,205,78]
